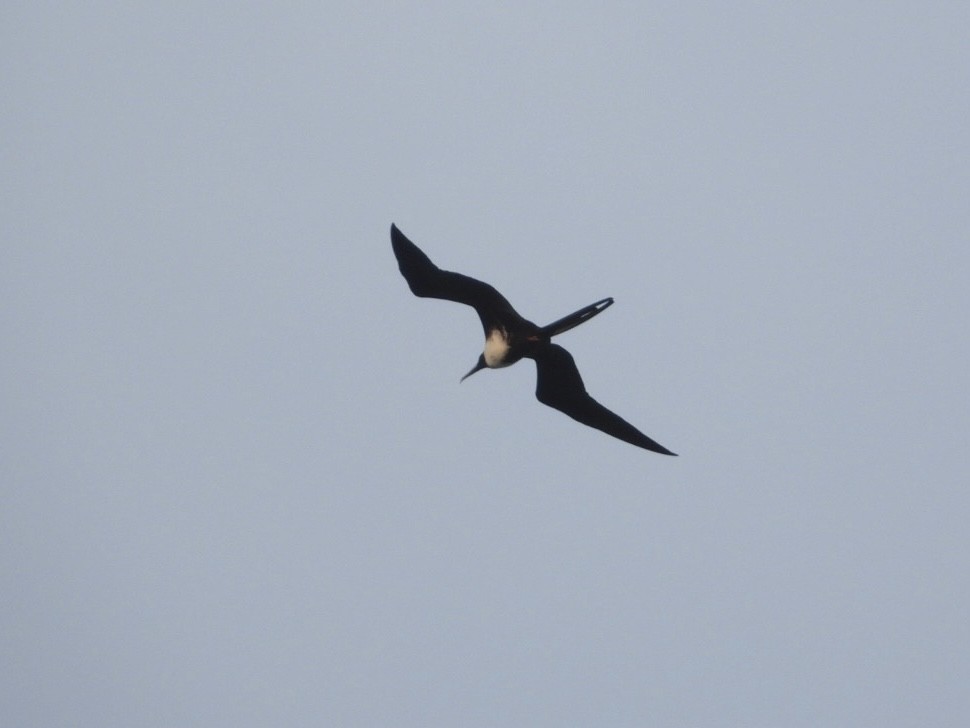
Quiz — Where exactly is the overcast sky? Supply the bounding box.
[3,3,969,726]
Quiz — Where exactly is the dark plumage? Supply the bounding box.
[391,223,676,455]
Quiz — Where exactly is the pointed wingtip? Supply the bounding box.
[655,440,678,456]
[390,223,411,253]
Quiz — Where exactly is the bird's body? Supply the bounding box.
[390,224,676,455]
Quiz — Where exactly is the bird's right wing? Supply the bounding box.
[391,224,528,332]
[532,344,677,455]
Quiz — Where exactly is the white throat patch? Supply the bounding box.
[483,329,511,368]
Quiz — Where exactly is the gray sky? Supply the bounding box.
[3,3,969,726]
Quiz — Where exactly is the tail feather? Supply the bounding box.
[540,298,614,338]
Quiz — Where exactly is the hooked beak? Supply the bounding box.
[460,356,487,383]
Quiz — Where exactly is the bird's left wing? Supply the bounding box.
[391,224,528,332]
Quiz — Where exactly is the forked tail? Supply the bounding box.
[540,297,614,338]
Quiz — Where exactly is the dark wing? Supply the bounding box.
[531,344,677,455]
[391,224,530,333]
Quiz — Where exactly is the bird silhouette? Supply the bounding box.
[391,224,676,455]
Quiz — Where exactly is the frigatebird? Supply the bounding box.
[390,224,677,455]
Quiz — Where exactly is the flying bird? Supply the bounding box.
[390,224,676,455]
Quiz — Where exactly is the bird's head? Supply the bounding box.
[460,354,487,383]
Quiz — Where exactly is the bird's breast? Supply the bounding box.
[483,328,512,368]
